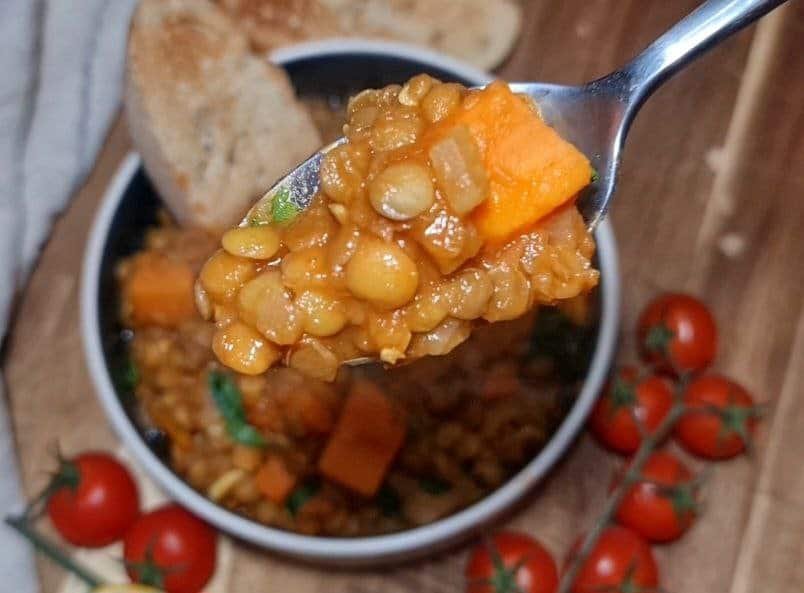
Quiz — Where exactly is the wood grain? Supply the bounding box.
[5,1,804,591]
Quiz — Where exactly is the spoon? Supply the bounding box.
[246,0,787,232]
[242,0,787,368]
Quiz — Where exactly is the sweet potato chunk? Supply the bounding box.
[124,252,196,327]
[255,455,297,504]
[318,381,406,496]
[429,81,592,243]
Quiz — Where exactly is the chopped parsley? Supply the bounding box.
[113,358,139,394]
[208,370,265,448]
[286,481,321,516]
[376,484,402,516]
[529,308,596,381]
[247,186,300,226]
[270,187,301,225]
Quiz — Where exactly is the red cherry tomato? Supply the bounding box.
[637,293,717,375]
[589,366,674,454]
[124,504,217,593]
[568,526,659,593]
[46,452,139,547]
[466,531,559,593]
[615,451,696,542]
[675,374,758,459]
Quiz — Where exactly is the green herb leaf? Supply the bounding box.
[231,424,268,448]
[208,370,266,448]
[590,168,600,183]
[418,476,451,495]
[271,187,300,225]
[113,358,139,393]
[376,484,401,516]
[286,481,320,516]
[529,307,596,381]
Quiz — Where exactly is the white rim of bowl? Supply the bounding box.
[81,40,620,562]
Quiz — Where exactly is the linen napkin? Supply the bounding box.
[0,0,138,589]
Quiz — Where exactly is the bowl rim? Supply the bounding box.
[81,39,620,563]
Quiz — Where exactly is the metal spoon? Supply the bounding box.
[242,0,787,367]
[246,0,787,232]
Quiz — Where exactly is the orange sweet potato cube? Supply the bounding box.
[124,252,196,327]
[429,81,592,243]
[318,381,406,496]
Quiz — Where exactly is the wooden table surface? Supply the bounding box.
[5,1,804,591]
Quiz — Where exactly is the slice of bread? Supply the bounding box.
[218,0,522,71]
[126,0,322,231]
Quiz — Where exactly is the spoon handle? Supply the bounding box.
[617,0,787,109]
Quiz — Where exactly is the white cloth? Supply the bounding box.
[0,0,138,589]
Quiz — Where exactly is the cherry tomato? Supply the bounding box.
[589,366,674,454]
[637,293,717,375]
[615,451,696,542]
[46,452,139,547]
[124,504,217,593]
[568,526,659,593]
[466,531,559,593]
[675,375,758,459]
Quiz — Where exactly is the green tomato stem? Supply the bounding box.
[557,393,688,593]
[4,514,103,588]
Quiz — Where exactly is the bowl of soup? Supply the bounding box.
[82,40,620,565]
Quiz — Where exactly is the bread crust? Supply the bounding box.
[126,0,323,230]
[218,0,522,71]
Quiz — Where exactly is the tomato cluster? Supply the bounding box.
[35,451,217,593]
[595,292,761,461]
[466,293,763,593]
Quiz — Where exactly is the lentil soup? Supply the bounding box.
[194,76,599,380]
[118,223,596,535]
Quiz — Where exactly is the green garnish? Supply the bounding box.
[246,186,300,226]
[208,370,266,448]
[376,484,401,516]
[418,476,451,495]
[270,187,300,225]
[529,308,596,381]
[286,481,320,516]
[113,358,139,393]
[590,168,600,183]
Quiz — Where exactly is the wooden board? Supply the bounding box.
[5,1,804,591]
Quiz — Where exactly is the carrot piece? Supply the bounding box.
[318,381,406,496]
[255,455,297,504]
[123,252,196,327]
[428,81,592,244]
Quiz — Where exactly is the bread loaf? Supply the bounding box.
[218,0,522,71]
[126,0,322,231]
